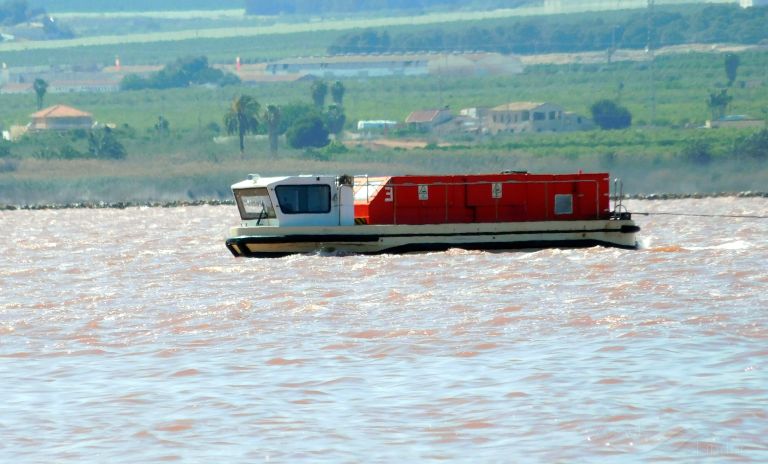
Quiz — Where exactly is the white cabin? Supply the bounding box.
[231,174,355,227]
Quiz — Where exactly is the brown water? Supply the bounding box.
[1,198,767,463]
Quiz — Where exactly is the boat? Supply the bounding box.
[225,171,640,257]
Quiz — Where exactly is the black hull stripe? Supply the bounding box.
[228,226,639,245]
[227,239,638,258]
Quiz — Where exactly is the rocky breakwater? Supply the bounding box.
[0,199,235,211]
[626,191,768,200]
[2,192,767,211]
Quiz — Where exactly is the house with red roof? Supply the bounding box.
[29,105,94,131]
[405,108,453,131]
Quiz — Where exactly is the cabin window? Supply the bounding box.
[275,184,331,214]
[554,194,573,215]
[235,187,276,220]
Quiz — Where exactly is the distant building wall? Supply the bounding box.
[267,57,429,78]
[487,102,594,134]
[49,81,120,93]
[266,53,523,79]
[705,117,764,129]
[30,116,93,130]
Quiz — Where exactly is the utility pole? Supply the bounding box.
[647,0,656,126]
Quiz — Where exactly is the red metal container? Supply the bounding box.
[355,172,610,225]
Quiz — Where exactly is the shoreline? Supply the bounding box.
[1,192,767,211]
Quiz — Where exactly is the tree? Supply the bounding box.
[331,81,345,106]
[286,115,329,149]
[310,80,328,109]
[724,52,740,87]
[120,55,239,91]
[278,103,318,134]
[88,127,126,160]
[590,99,632,130]
[264,104,281,157]
[33,78,48,110]
[225,95,260,153]
[325,104,346,137]
[154,115,170,135]
[119,74,147,91]
[0,0,30,26]
[707,89,732,121]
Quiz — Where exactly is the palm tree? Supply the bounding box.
[707,89,732,121]
[724,53,740,87]
[326,104,346,138]
[264,104,281,157]
[33,78,48,110]
[331,81,345,106]
[310,80,328,109]
[225,95,260,153]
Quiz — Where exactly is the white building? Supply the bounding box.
[265,52,523,79]
[486,102,595,134]
[357,120,398,131]
[740,0,768,7]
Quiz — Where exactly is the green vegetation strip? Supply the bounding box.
[0,5,609,52]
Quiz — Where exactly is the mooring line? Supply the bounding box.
[634,212,768,219]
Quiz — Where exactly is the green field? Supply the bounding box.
[2,50,766,131]
[2,49,767,204]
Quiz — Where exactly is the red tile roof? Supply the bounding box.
[30,105,93,119]
[406,110,443,124]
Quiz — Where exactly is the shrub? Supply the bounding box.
[89,128,127,160]
[321,140,349,156]
[303,148,329,161]
[286,115,329,149]
[736,128,768,160]
[678,139,712,165]
[0,142,11,158]
[59,144,83,160]
[34,148,57,159]
[0,158,18,173]
[590,99,632,130]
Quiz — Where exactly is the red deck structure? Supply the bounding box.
[354,172,610,225]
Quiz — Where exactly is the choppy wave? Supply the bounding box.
[1,198,767,463]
